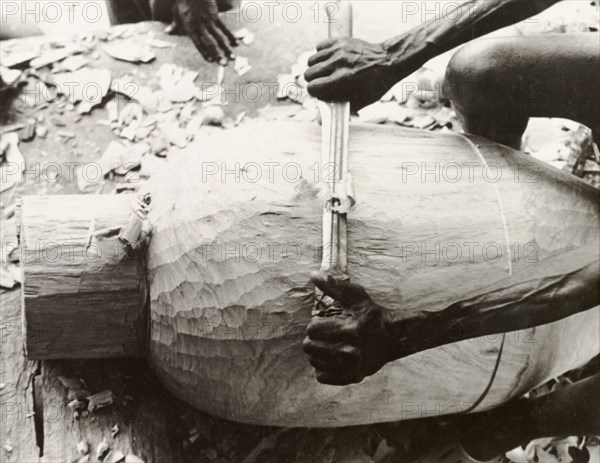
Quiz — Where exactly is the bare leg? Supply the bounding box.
[459,373,600,460]
[444,34,600,149]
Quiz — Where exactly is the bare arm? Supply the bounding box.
[386,0,563,57]
[304,247,599,385]
[305,0,562,109]
[393,252,600,358]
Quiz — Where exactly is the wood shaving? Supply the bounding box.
[103,43,155,63]
[48,69,111,114]
[87,389,114,412]
[60,55,88,72]
[234,28,255,45]
[146,38,174,48]
[112,76,159,113]
[0,265,16,289]
[3,50,38,68]
[157,64,201,103]
[0,67,22,85]
[96,440,110,461]
[77,440,89,455]
[233,56,251,76]
[0,133,24,193]
[104,450,126,463]
[30,45,84,69]
[125,454,144,463]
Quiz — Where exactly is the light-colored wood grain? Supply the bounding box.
[21,195,147,359]
[21,122,599,427]
[144,121,599,426]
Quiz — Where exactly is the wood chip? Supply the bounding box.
[87,389,114,412]
[57,130,75,139]
[60,55,88,72]
[157,64,200,103]
[49,68,111,114]
[146,38,174,48]
[149,134,169,157]
[57,376,84,389]
[103,43,155,63]
[125,454,144,463]
[96,440,110,461]
[18,119,36,142]
[30,45,84,69]
[0,265,16,289]
[35,125,48,139]
[0,133,24,193]
[358,102,389,124]
[276,74,295,100]
[0,123,25,136]
[412,114,436,129]
[158,122,188,148]
[67,386,91,401]
[3,50,38,68]
[233,56,251,76]
[67,399,86,411]
[104,450,125,463]
[0,67,22,85]
[203,106,225,126]
[234,28,255,45]
[135,125,154,140]
[7,263,21,285]
[77,440,89,455]
[112,76,160,113]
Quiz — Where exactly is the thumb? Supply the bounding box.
[310,271,371,307]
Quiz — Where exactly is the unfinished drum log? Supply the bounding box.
[21,121,599,426]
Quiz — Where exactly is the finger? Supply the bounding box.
[303,339,360,361]
[181,18,213,62]
[306,75,345,101]
[308,355,353,374]
[304,60,338,83]
[199,27,223,62]
[316,38,341,51]
[187,29,213,62]
[307,47,338,67]
[306,317,358,343]
[310,271,370,307]
[209,23,234,62]
[216,18,239,48]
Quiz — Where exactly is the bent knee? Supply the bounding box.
[444,39,510,111]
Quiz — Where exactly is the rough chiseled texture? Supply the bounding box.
[144,122,599,426]
[22,195,147,359]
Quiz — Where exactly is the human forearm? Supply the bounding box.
[383,0,561,73]
[304,252,599,385]
[390,256,600,358]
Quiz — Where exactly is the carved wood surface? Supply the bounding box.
[144,121,599,426]
[21,195,147,360]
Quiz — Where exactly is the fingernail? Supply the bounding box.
[229,53,236,59]
[219,58,228,66]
